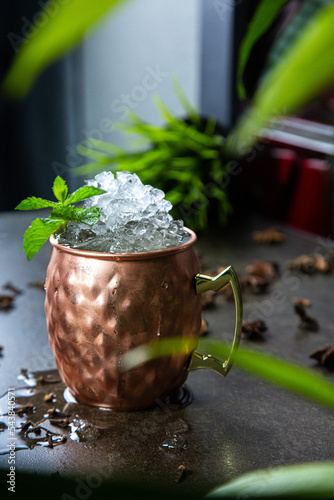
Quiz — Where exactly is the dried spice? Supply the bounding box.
[36,375,61,385]
[28,280,46,290]
[3,282,22,296]
[287,254,331,274]
[242,319,267,340]
[310,345,334,369]
[0,282,22,311]
[16,404,36,417]
[46,409,71,420]
[245,260,280,282]
[176,465,187,483]
[49,417,70,429]
[293,298,319,332]
[252,228,286,244]
[44,393,56,403]
[0,294,14,311]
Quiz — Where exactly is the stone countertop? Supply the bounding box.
[1,210,334,498]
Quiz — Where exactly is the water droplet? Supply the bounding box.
[161,433,188,451]
[114,328,118,335]
[112,288,117,295]
[54,288,58,294]
[157,332,161,337]
[161,281,169,290]
[69,417,100,442]
[160,420,190,452]
[17,370,37,387]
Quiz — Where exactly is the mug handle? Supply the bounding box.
[189,266,243,376]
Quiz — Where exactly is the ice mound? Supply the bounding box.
[57,171,189,253]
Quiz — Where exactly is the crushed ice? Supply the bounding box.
[57,171,189,253]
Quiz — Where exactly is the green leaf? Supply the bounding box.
[15,197,58,210]
[172,73,200,125]
[229,2,334,156]
[237,0,291,99]
[52,176,68,203]
[2,0,129,99]
[50,205,101,226]
[263,0,332,76]
[65,186,106,204]
[23,217,63,260]
[123,338,334,411]
[207,461,334,499]
[49,205,80,222]
[77,207,101,225]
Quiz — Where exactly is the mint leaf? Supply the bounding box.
[78,207,101,225]
[49,206,81,222]
[50,206,101,226]
[23,218,63,261]
[15,197,59,210]
[65,186,106,205]
[53,176,68,203]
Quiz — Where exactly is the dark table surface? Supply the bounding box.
[1,210,334,498]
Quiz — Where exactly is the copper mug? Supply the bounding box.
[44,229,242,410]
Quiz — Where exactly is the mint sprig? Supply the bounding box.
[15,176,106,260]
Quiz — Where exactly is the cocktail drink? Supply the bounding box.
[44,172,242,410]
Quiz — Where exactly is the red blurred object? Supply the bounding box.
[288,158,332,236]
[248,116,334,237]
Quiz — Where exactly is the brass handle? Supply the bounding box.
[189,266,243,376]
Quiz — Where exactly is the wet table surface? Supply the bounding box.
[1,210,334,498]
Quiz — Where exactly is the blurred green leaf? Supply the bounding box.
[207,461,334,499]
[172,73,201,126]
[2,0,129,99]
[237,0,291,99]
[123,338,334,411]
[263,0,332,76]
[229,2,334,156]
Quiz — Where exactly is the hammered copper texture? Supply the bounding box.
[44,231,202,410]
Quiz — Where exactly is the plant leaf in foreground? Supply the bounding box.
[2,0,129,99]
[207,461,334,499]
[228,2,334,156]
[237,0,291,99]
[122,338,334,411]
